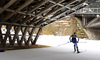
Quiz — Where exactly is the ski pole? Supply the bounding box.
[58,41,86,46]
[58,41,70,46]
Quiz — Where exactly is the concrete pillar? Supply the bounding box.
[82,15,87,26]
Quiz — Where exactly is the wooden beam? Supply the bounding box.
[19,0,49,24]
[20,4,55,24]
[86,17,100,26]
[71,1,86,8]
[29,18,42,25]
[54,1,86,18]
[53,0,79,18]
[0,0,17,14]
[0,25,3,45]
[85,21,100,29]
[0,0,6,7]
[44,6,62,17]
[3,25,12,46]
[1,22,35,28]
[32,27,42,45]
[15,0,34,13]
[27,0,48,14]
[35,19,48,27]
[12,26,20,45]
[30,1,76,27]
[1,0,34,22]
[20,16,34,24]
[65,0,76,6]
[49,0,64,4]
[17,35,20,45]
[9,0,20,9]
[0,8,35,16]
[6,8,25,14]
[19,27,28,45]
[27,0,64,25]
[44,0,67,17]
[27,29,31,35]
[20,0,64,24]
[28,0,77,25]
[20,27,28,45]
[12,14,25,23]
[8,30,13,45]
[26,27,36,45]
[37,3,55,16]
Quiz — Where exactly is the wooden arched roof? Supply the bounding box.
[0,0,96,28]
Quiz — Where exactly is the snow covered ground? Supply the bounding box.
[0,35,100,60]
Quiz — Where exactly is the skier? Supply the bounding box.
[69,32,80,53]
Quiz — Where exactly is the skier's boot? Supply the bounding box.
[74,45,76,53]
[77,47,80,53]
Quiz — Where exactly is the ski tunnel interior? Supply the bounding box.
[0,0,98,48]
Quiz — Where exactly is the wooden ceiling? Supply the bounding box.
[0,0,93,28]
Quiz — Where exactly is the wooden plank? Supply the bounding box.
[26,27,35,45]
[1,0,34,22]
[0,0,17,14]
[32,27,42,45]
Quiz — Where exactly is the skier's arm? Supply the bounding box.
[77,37,79,43]
[69,36,72,42]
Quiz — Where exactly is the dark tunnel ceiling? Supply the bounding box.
[0,0,96,28]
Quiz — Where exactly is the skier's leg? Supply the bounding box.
[76,43,80,53]
[77,47,80,53]
[74,43,80,53]
[74,45,76,53]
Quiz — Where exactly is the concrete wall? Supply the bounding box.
[84,29,100,40]
[76,16,100,40]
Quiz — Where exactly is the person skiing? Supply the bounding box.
[69,32,80,53]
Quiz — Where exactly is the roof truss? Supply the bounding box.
[0,0,96,28]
